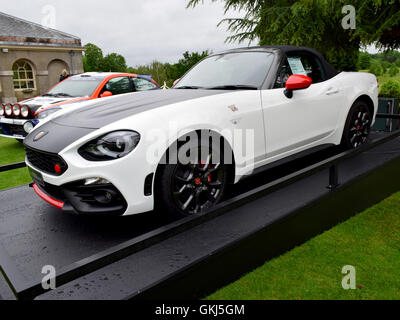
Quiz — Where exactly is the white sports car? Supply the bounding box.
[24,46,378,217]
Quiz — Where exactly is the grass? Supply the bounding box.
[0,137,31,190]
[207,191,400,300]
[0,136,26,165]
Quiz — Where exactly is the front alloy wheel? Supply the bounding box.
[156,139,229,219]
[172,154,224,215]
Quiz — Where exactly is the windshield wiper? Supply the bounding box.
[54,93,74,97]
[175,86,204,90]
[206,85,259,90]
[42,93,57,97]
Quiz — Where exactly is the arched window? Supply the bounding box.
[13,60,35,90]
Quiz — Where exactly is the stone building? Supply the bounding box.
[0,12,84,103]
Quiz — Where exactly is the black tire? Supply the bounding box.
[16,139,24,143]
[155,134,229,219]
[341,100,372,150]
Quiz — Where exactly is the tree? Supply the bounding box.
[83,43,129,73]
[100,53,128,72]
[188,0,400,71]
[382,61,391,74]
[128,51,210,87]
[379,79,400,99]
[369,60,383,76]
[358,52,371,70]
[129,61,172,86]
[168,51,210,81]
[381,50,400,63]
[389,64,399,77]
[83,43,104,72]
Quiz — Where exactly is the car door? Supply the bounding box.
[99,76,134,97]
[261,52,343,159]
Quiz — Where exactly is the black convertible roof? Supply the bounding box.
[224,45,340,80]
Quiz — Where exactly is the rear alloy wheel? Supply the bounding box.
[157,139,229,219]
[341,101,372,149]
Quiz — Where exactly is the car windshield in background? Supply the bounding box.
[175,52,274,90]
[45,78,103,97]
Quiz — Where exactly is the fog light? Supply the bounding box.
[84,177,111,186]
[93,190,116,204]
[23,121,34,133]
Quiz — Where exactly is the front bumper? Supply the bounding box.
[0,117,39,139]
[25,143,156,216]
[30,179,128,216]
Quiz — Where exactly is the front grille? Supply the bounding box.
[3,115,34,120]
[26,147,68,176]
[2,124,26,136]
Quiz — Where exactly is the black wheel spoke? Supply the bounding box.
[174,184,192,197]
[199,154,212,172]
[204,163,221,177]
[175,172,193,183]
[182,192,195,211]
[207,188,220,201]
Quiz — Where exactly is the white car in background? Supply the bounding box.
[24,46,378,218]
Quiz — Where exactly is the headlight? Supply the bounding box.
[5,104,12,116]
[78,131,141,161]
[23,121,35,134]
[0,104,4,116]
[35,108,61,119]
[20,105,30,118]
[12,104,21,117]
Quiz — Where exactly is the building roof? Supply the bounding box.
[0,11,82,48]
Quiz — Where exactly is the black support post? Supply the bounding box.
[327,164,339,190]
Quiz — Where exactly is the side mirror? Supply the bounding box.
[172,78,181,87]
[100,91,113,98]
[284,75,312,99]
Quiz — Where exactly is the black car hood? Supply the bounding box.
[24,89,227,154]
[52,89,227,129]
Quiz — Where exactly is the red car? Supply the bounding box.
[0,72,160,140]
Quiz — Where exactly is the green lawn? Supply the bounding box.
[0,136,26,165]
[0,137,31,190]
[207,191,400,300]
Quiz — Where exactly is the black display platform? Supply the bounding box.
[1,131,400,300]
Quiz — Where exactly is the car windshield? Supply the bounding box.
[45,78,103,97]
[175,51,274,89]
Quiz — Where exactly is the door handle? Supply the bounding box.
[326,87,339,95]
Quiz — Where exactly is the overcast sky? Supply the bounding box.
[1,0,252,66]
